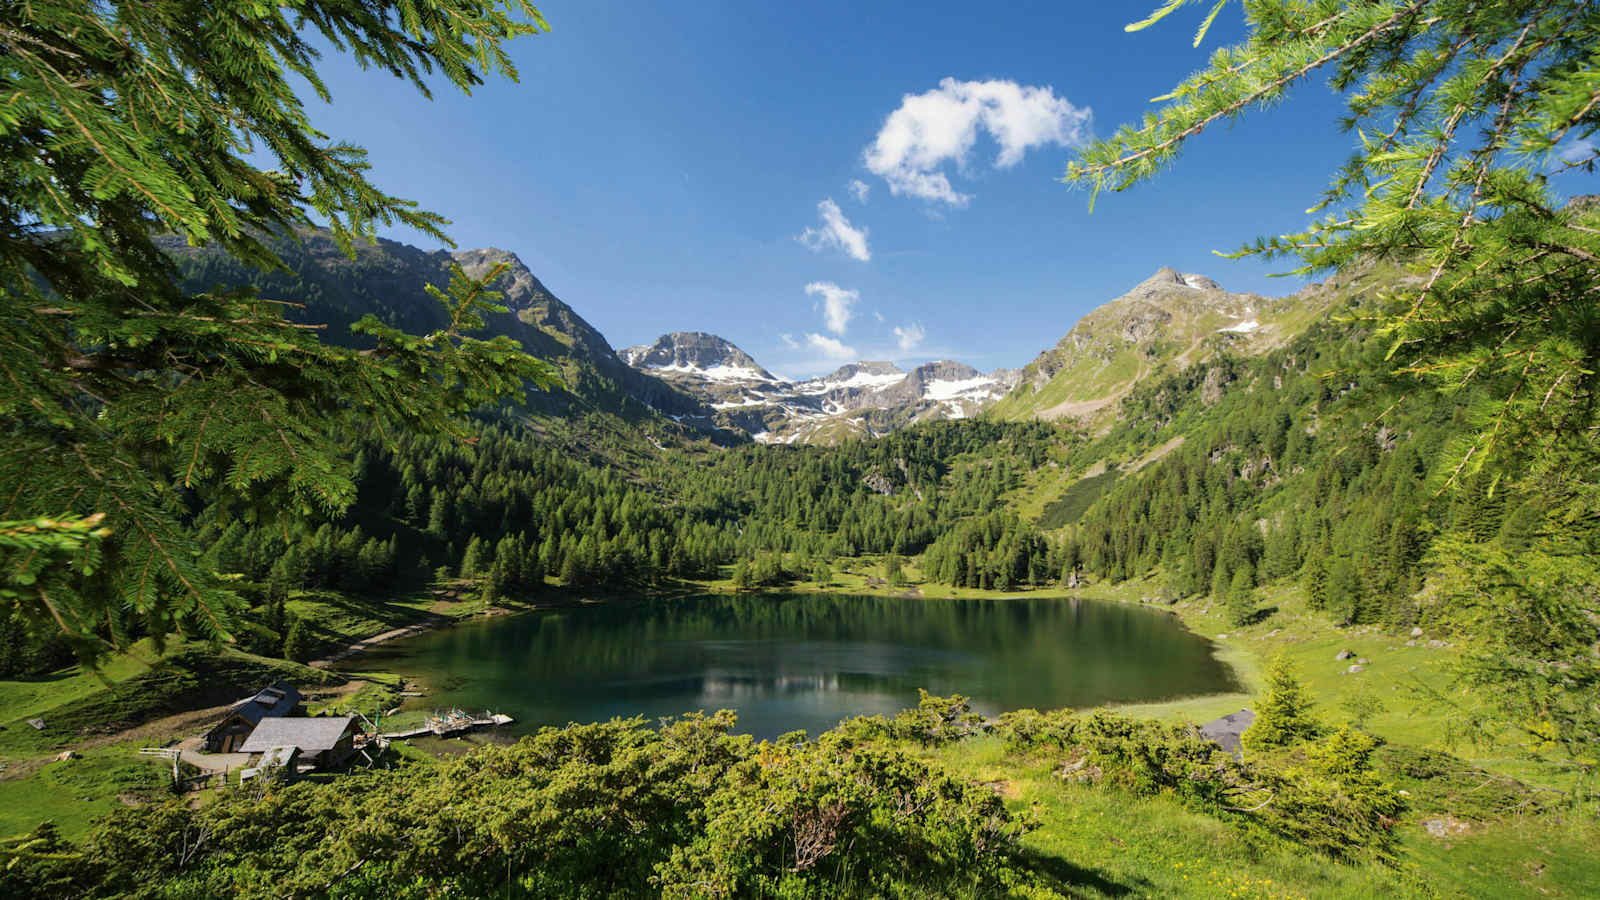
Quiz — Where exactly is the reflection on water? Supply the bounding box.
[350,593,1240,740]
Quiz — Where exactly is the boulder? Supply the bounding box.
[1357,657,1369,665]
[1335,649,1354,661]
[1347,664,1365,674]
[1410,626,1424,637]
[1422,816,1470,838]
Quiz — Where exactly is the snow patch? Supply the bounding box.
[651,362,774,382]
[1219,320,1260,334]
[818,371,906,390]
[922,376,996,401]
[711,396,772,410]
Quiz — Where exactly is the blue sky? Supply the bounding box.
[303,2,1373,377]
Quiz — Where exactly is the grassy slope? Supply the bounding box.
[0,640,334,838]
[922,570,1600,899]
[705,550,1600,898]
[924,734,1600,899]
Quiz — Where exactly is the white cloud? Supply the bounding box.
[780,333,800,349]
[864,77,1091,206]
[893,323,926,353]
[848,179,871,203]
[799,199,871,262]
[805,281,859,334]
[805,333,857,359]
[873,310,885,323]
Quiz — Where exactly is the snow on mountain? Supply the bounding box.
[622,337,1018,444]
[923,375,999,401]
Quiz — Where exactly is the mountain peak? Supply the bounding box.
[819,361,906,388]
[621,332,776,381]
[1132,267,1221,296]
[450,247,553,309]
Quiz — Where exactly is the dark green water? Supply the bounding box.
[351,593,1240,740]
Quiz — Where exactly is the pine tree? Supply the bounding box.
[1302,551,1330,611]
[1,0,556,660]
[811,559,832,585]
[1243,654,1323,753]
[885,554,906,587]
[1326,558,1363,625]
[558,549,582,586]
[427,492,453,539]
[282,617,312,664]
[1226,565,1257,627]
[459,537,489,579]
[731,559,753,591]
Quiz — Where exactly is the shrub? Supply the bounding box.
[993,708,1080,754]
[1259,727,1407,863]
[888,690,987,746]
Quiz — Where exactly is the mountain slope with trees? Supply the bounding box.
[162,228,739,442]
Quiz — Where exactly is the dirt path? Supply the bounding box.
[308,614,452,668]
[174,737,248,773]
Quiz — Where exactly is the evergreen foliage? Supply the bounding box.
[1,1,557,661]
[280,616,312,664]
[1071,0,1600,476]
[993,707,1405,862]
[1245,655,1325,752]
[9,713,1049,899]
[1067,309,1452,628]
[1226,564,1257,626]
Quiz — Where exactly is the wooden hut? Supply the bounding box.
[238,716,361,769]
[203,682,302,752]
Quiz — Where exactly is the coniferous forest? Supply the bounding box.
[4,1,1600,898]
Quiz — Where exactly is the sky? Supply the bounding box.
[298,2,1387,378]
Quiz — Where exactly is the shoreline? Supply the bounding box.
[308,615,454,668]
[341,583,1259,743]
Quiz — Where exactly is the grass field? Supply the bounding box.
[920,735,1600,899]
[0,743,165,839]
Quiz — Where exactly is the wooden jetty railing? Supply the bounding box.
[379,709,514,741]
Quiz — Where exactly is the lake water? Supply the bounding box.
[350,593,1240,740]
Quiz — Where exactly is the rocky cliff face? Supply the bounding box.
[160,228,736,442]
[989,266,1344,424]
[622,337,1020,444]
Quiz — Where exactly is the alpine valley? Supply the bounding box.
[8,5,1600,899]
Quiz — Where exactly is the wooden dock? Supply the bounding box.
[380,709,513,741]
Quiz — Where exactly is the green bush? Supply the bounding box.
[32,710,1048,899]
[995,708,1404,864]
[992,708,1080,755]
[1257,728,1407,863]
[888,690,988,746]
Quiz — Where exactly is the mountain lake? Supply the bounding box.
[346,592,1241,741]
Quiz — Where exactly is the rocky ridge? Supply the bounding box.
[160,229,734,442]
[622,337,1020,445]
[989,266,1345,424]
